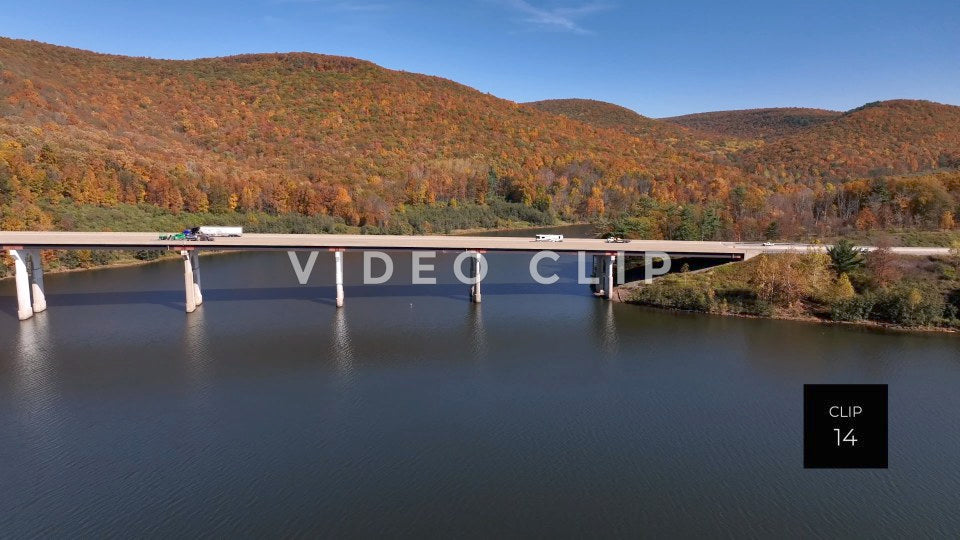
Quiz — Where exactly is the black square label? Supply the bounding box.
[804,384,887,469]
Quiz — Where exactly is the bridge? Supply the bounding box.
[1,231,950,321]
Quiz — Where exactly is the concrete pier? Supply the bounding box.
[595,254,603,296]
[28,249,46,313]
[598,255,607,298]
[335,250,344,308]
[591,254,600,294]
[470,251,482,303]
[594,254,615,300]
[190,251,203,306]
[9,249,34,321]
[181,250,198,313]
[606,254,615,300]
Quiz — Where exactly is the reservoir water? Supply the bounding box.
[1,247,959,536]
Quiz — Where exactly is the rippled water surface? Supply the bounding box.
[1,249,959,536]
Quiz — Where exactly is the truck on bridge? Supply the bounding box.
[534,234,564,242]
[197,226,243,237]
[158,226,243,241]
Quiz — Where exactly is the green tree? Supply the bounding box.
[486,169,499,202]
[827,239,865,275]
[763,220,780,241]
[700,205,723,240]
[532,193,551,213]
[677,206,699,240]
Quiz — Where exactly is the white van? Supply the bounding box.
[534,234,564,242]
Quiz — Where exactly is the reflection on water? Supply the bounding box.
[331,307,354,380]
[597,299,618,358]
[14,313,59,440]
[467,303,488,363]
[15,310,52,386]
[1,250,959,537]
[183,306,211,391]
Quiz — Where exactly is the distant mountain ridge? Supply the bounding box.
[662,107,842,140]
[525,98,691,141]
[739,99,960,180]
[525,97,960,181]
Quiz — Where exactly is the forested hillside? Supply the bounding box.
[0,37,740,232]
[736,100,960,180]
[1,37,960,251]
[662,107,841,140]
[526,98,692,142]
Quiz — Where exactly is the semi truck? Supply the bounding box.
[196,226,243,237]
[158,226,242,241]
[534,234,564,242]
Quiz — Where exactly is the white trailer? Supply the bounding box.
[197,226,243,237]
[534,234,564,242]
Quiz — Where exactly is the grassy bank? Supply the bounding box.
[1,200,555,279]
[624,247,960,331]
[823,229,960,248]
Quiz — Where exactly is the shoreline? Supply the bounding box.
[615,291,958,335]
[0,249,245,281]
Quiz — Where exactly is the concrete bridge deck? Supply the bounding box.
[2,231,950,321]
[2,231,949,256]
[0,231,752,257]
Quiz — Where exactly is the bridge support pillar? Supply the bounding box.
[470,251,482,303]
[190,251,203,306]
[591,254,600,294]
[335,250,344,308]
[597,255,609,298]
[606,254,615,300]
[28,249,46,313]
[595,254,615,299]
[181,250,198,313]
[8,249,34,320]
[596,255,604,296]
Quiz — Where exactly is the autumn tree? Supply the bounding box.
[750,253,829,308]
[950,241,960,273]
[866,236,901,287]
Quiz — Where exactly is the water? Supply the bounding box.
[1,247,959,537]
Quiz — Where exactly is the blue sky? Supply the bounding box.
[3,0,958,117]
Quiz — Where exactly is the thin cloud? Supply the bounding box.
[498,0,613,35]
